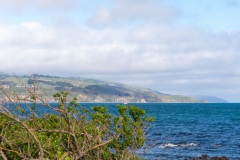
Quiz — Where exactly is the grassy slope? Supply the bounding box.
[0,75,198,103]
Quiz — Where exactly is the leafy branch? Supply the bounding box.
[0,77,154,160]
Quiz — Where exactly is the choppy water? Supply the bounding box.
[81,103,240,160]
[11,102,240,159]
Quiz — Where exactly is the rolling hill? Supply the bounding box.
[193,95,228,103]
[0,74,199,103]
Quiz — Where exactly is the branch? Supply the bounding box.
[82,133,121,157]
[0,150,7,160]
[0,112,44,159]
[37,129,74,136]
[0,146,25,159]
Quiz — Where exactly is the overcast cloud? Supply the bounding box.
[89,0,180,26]
[0,0,75,10]
[0,0,239,102]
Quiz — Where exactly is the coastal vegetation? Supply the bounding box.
[0,74,199,103]
[0,77,154,159]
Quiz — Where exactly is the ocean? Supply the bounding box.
[9,102,240,159]
[79,103,240,160]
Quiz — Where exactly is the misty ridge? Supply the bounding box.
[0,73,227,103]
[0,73,200,103]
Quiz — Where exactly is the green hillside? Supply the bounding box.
[0,74,199,103]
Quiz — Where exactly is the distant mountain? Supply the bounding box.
[193,95,228,103]
[0,74,200,103]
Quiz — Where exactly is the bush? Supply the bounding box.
[0,79,154,160]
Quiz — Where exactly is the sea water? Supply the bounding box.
[11,102,240,159]
[79,103,240,160]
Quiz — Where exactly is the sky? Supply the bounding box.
[0,0,240,102]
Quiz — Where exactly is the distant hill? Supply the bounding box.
[0,72,9,79]
[193,95,228,103]
[0,74,199,103]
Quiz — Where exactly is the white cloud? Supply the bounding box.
[0,22,239,77]
[89,0,180,26]
[90,6,112,25]
[0,0,75,11]
[0,0,240,101]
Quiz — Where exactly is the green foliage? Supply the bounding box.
[0,75,200,102]
[56,81,74,87]
[85,85,131,97]
[0,91,154,160]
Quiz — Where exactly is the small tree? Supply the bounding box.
[0,77,154,160]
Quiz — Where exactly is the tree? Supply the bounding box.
[0,77,154,160]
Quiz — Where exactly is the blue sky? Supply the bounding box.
[0,0,240,102]
[164,0,240,31]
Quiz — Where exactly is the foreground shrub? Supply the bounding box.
[0,79,154,160]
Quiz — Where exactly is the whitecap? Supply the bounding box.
[179,143,198,147]
[210,144,222,147]
[160,143,178,148]
[160,143,198,148]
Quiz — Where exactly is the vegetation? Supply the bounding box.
[0,77,154,160]
[0,74,199,102]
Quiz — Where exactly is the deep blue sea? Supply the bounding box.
[14,102,240,159]
[79,103,240,160]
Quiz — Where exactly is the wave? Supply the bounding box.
[160,143,198,148]
[210,144,222,147]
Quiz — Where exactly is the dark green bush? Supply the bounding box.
[0,88,154,160]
